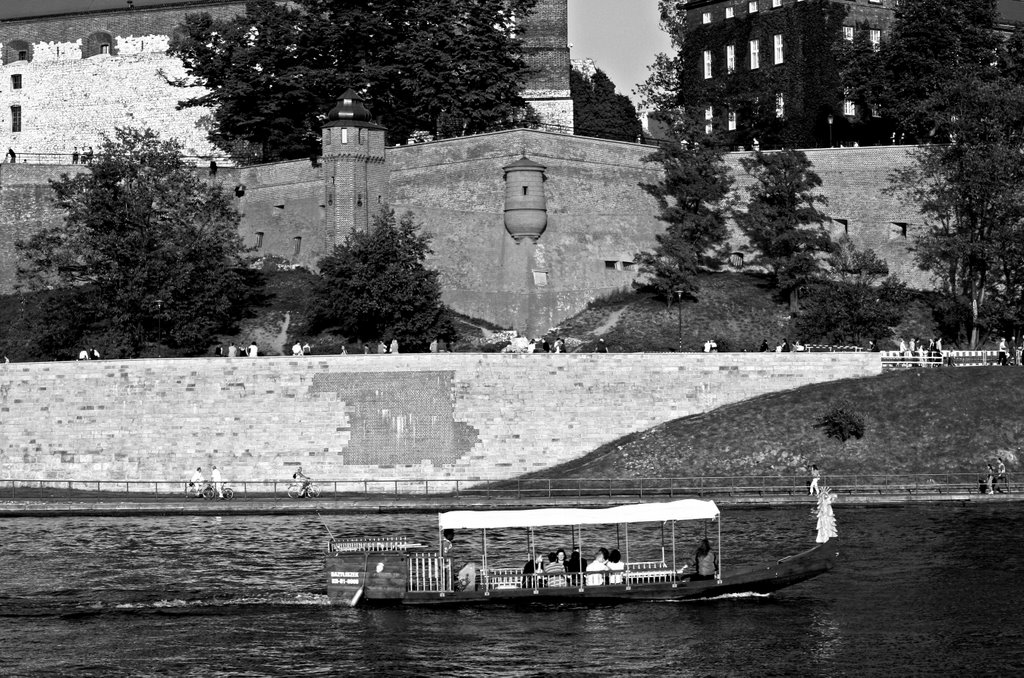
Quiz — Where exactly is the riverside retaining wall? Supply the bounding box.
[0,352,880,486]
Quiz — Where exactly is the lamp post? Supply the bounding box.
[674,289,684,352]
[827,114,834,148]
[155,299,163,358]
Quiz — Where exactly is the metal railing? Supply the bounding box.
[879,350,1012,369]
[0,472,1008,502]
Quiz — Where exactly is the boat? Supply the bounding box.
[324,490,840,607]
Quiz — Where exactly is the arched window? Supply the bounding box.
[83,32,116,58]
[3,40,31,65]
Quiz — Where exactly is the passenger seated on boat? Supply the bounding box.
[566,547,587,585]
[692,538,718,581]
[455,562,478,591]
[543,551,567,587]
[522,554,545,588]
[586,548,610,585]
[607,549,624,584]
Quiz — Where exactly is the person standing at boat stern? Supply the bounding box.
[693,538,718,581]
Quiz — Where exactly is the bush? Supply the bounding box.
[814,401,866,442]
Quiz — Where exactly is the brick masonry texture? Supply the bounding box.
[0,352,881,485]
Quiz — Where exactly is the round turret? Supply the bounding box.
[503,156,547,242]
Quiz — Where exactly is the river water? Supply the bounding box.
[1,503,1022,677]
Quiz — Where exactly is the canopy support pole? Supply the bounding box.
[671,520,677,580]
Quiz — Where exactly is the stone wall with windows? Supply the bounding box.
[0,352,881,486]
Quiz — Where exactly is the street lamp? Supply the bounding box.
[827,114,834,148]
[155,299,163,357]
[674,289,684,352]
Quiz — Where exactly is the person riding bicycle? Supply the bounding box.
[293,466,312,497]
[188,467,204,497]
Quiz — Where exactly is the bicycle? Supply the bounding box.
[185,481,235,500]
[287,482,321,499]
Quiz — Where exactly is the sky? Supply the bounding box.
[0,0,674,105]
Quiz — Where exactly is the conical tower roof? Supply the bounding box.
[323,88,387,130]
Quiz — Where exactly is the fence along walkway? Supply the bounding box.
[0,473,1010,501]
[880,350,1006,369]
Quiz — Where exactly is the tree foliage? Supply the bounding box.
[307,208,456,350]
[169,0,538,160]
[635,112,733,304]
[570,67,642,142]
[891,72,1024,347]
[736,149,833,310]
[15,128,250,358]
[795,239,908,345]
[856,0,1001,143]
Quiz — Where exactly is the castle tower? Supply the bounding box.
[520,0,574,132]
[321,89,388,244]
[503,156,548,242]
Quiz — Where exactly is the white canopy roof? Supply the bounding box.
[438,499,719,531]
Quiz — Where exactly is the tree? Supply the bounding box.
[891,76,1024,348]
[570,67,642,142]
[814,400,865,443]
[16,128,249,357]
[635,112,733,305]
[852,0,1001,143]
[736,149,834,311]
[169,0,539,160]
[307,207,456,349]
[795,239,909,346]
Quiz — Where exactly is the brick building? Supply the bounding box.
[679,0,1023,148]
[0,0,573,158]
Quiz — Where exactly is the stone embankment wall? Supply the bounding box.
[0,352,880,485]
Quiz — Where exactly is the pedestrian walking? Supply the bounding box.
[809,464,821,496]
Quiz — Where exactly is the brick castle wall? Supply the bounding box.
[0,1,246,158]
[0,137,930,333]
[0,352,880,485]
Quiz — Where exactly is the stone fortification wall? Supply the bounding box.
[0,163,89,293]
[723,145,926,285]
[0,1,246,158]
[387,129,663,333]
[235,159,326,268]
[0,352,880,485]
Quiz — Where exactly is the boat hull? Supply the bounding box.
[325,540,840,606]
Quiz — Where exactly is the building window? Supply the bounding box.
[522,186,529,195]
[843,26,854,42]
[703,12,711,24]
[705,106,714,134]
[773,34,784,64]
[358,128,365,144]
[726,7,735,19]
[728,110,737,131]
[749,1,758,13]
[11,105,21,133]
[776,94,784,118]
[727,44,736,73]
[341,128,348,144]
[255,232,264,249]
[890,222,908,239]
[834,218,849,236]
[605,260,619,270]
[100,44,110,55]
[293,236,302,256]
[703,50,712,79]
[772,0,781,7]
[11,74,22,90]
[533,270,548,286]
[869,29,881,51]
[749,40,760,70]
[844,99,856,116]
[730,252,745,268]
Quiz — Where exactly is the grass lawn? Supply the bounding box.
[524,367,1022,480]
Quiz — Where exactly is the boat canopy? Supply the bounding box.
[438,499,719,531]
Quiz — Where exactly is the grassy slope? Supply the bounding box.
[527,368,1022,479]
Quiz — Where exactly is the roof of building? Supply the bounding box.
[0,0,234,22]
